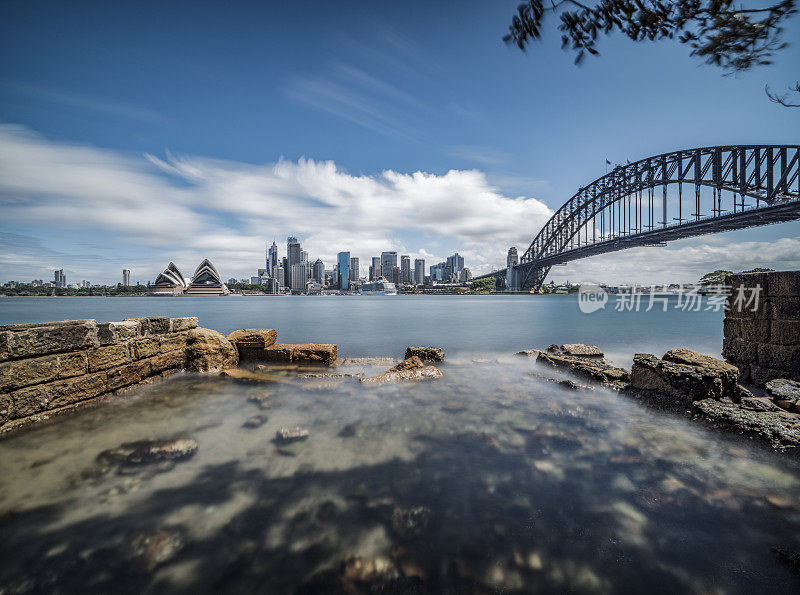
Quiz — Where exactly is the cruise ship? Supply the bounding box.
[359,277,397,295]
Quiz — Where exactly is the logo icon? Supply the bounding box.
[578,282,608,314]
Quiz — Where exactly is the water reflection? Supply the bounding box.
[1,356,799,593]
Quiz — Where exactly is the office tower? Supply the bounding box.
[122,269,130,286]
[54,269,65,288]
[446,253,465,273]
[227,278,238,285]
[460,268,472,282]
[349,257,360,282]
[414,259,425,285]
[267,241,278,277]
[281,257,289,287]
[507,247,519,268]
[401,255,411,284]
[287,236,301,287]
[391,266,401,286]
[250,276,261,285]
[313,258,325,284]
[430,262,444,282]
[275,265,285,288]
[301,250,308,263]
[370,257,381,281]
[337,252,350,290]
[380,251,397,281]
[290,262,310,291]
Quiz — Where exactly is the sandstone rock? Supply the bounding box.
[630,351,745,406]
[185,328,238,372]
[261,344,294,362]
[766,378,800,413]
[98,438,198,469]
[294,343,337,366]
[536,352,628,388]
[87,343,130,372]
[274,426,309,444]
[0,351,88,391]
[561,343,604,357]
[0,320,98,362]
[227,328,277,360]
[170,317,198,332]
[148,350,185,374]
[693,399,800,450]
[158,333,188,354]
[297,557,406,593]
[97,320,141,345]
[125,316,171,336]
[405,346,445,362]
[739,397,783,412]
[391,506,433,539]
[337,357,397,367]
[360,356,443,385]
[129,528,185,570]
[128,337,160,360]
[515,349,541,358]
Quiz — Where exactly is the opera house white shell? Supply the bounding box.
[149,259,229,296]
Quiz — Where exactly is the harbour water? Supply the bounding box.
[1,296,799,593]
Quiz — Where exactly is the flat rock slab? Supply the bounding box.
[693,399,800,450]
[361,356,443,385]
[561,344,604,357]
[258,343,338,366]
[536,352,629,388]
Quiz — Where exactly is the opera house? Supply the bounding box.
[149,259,230,296]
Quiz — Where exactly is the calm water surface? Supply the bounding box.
[1,296,798,593]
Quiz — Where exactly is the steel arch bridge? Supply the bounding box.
[479,145,800,291]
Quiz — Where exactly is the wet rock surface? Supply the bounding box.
[767,379,800,413]
[693,399,800,450]
[404,346,445,362]
[360,356,443,385]
[536,350,629,389]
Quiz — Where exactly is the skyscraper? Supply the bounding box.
[400,255,411,285]
[391,266,401,287]
[267,241,278,277]
[349,257,360,282]
[290,262,310,291]
[381,251,397,281]
[337,252,350,290]
[370,256,381,281]
[446,253,465,274]
[414,259,425,285]
[300,250,308,263]
[287,236,301,287]
[313,258,325,284]
[54,269,65,288]
[122,269,130,286]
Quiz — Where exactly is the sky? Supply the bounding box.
[1,0,799,286]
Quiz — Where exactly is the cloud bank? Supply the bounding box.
[0,124,552,282]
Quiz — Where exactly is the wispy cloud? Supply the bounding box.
[0,80,165,123]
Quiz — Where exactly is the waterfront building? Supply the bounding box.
[349,257,360,282]
[460,268,472,282]
[401,255,411,285]
[185,259,230,295]
[381,252,397,280]
[313,258,325,284]
[338,252,351,290]
[370,256,381,281]
[149,262,188,295]
[53,269,66,288]
[122,269,130,286]
[391,266,401,287]
[227,278,237,285]
[250,276,261,285]
[290,262,310,292]
[414,259,425,285]
[430,262,444,282]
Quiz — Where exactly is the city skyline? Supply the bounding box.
[1,2,799,286]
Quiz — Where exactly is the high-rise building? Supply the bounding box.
[267,241,278,277]
[281,257,289,288]
[400,255,411,285]
[275,265,285,289]
[381,251,397,281]
[391,266,401,287]
[430,262,445,282]
[370,257,381,281]
[287,236,301,287]
[122,269,130,286]
[414,259,425,285]
[301,250,308,263]
[313,258,325,284]
[337,252,351,290]
[446,253,465,274]
[54,269,65,288]
[290,262,310,291]
[349,257,360,282]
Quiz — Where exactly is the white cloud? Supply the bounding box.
[0,124,552,283]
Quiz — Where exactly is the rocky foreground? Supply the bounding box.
[517,343,800,453]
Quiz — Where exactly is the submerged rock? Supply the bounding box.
[739,397,783,412]
[99,437,199,466]
[337,422,359,438]
[404,346,445,362]
[360,356,442,385]
[296,556,407,593]
[242,414,268,429]
[536,351,628,389]
[129,528,185,570]
[391,505,433,539]
[274,426,309,444]
[772,547,800,575]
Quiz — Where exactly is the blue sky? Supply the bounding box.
[1,0,799,285]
